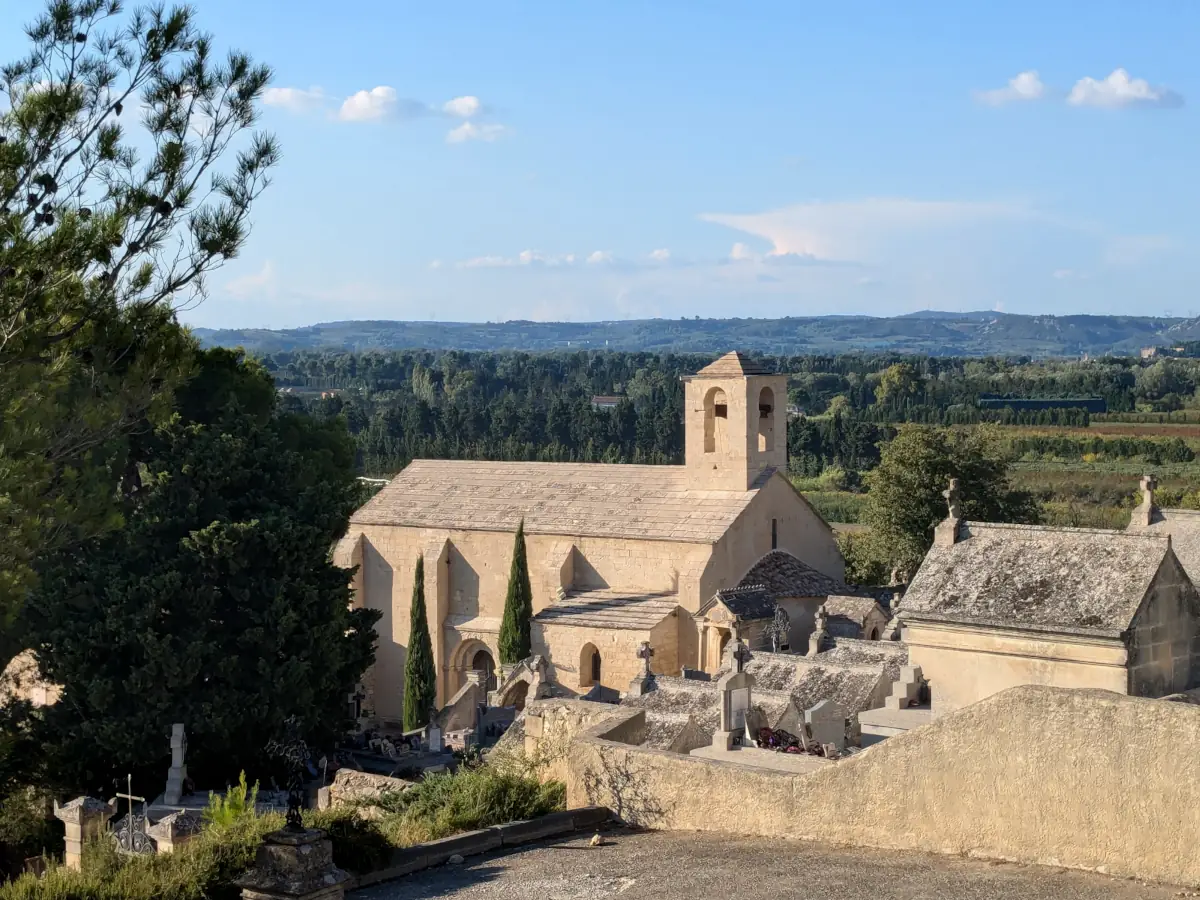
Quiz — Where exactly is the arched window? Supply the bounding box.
[580,643,602,688]
[757,386,775,452]
[704,387,728,454]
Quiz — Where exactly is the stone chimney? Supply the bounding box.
[933,478,964,547]
[1131,474,1158,527]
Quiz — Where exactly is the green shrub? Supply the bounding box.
[0,789,61,881]
[0,813,280,900]
[367,767,565,847]
[202,772,259,831]
[0,765,564,897]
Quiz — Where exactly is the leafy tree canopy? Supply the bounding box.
[861,425,1039,579]
[24,347,379,793]
[0,0,278,672]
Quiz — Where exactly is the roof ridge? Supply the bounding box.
[969,521,1169,540]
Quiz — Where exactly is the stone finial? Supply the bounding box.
[933,478,964,547]
[1132,474,1158,527]
[808,605,828,656]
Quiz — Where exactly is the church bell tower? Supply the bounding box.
[683,352,788,491]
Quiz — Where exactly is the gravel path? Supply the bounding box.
[352,828,1182,900]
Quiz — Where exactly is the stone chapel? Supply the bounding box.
[334,352,845,723]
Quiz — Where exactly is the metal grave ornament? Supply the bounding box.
[265,717,310,832]
[110,775,154,855]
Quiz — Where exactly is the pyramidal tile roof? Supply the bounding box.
[695,351,774,377]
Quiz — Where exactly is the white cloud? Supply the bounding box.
[701,198,1032,262]
[729,242,758,262]
[1067,69,1183,109]
[1052,268,1076,280]
[457,250,577,268]
[338,86,400,121]
[446,121,509,143]
[586,250,614,265]
[443,95,482,118]
[223,261,277,299]
[648,248,671,261]
[974,70,1045,106]
[263,86,327,114]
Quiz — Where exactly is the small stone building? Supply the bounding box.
[335,353,845,721]
[734,549,855,651]
[901,500,1200,714]
[693,585,779,666]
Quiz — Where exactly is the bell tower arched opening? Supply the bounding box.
[757,386,775,452]
[703,387,728,454]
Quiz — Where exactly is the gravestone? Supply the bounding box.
[427,720,443,754]
[164,723,187,805]
[712,641,755,751]
[148,810,203,854]
[805,699,846,751]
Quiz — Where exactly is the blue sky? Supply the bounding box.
[4,1,1199,327]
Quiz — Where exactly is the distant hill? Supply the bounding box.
[192,312,1200,358]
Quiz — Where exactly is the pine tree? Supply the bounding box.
[498,519,533,664]
[403,556,437,732]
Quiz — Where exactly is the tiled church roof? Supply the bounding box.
[902,522,1172,636]
[351,459,772,543]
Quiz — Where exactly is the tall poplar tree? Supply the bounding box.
[403,556,436,731]
[498,519,533,664]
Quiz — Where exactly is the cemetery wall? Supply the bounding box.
[562,686,1200,886]
[519,699,632,787]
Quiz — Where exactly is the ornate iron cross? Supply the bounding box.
[266,717,309,832]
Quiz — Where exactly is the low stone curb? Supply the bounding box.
[349,806,610,890]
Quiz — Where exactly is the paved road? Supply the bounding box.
[352,828,1182,900]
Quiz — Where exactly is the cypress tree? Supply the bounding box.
[498,519,533,664]
[403,556,437,731]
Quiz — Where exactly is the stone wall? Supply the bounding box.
[323,769,412,808]
[1128,553,1200,697]
[512,699,632,787]
[703,474,846,605]
[558,686,1200,887]
[902,620,1129,715]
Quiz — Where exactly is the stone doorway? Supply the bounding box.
[471,649,497,692]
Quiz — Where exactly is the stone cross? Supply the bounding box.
[636,641,654,676]
[1132,473,1159,527]
[943,477,962,519]
[164,723,187,805]
[724,639,751,673]
[934,478,965,546]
